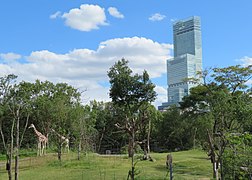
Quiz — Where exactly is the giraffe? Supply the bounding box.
[51,128,69,153]
[28,124,48,156]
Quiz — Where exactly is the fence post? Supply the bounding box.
[167,154,173,180]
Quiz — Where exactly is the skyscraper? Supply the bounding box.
[159,16,202,110]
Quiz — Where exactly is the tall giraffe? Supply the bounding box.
[28,124,48,156]
[51,128,69,153]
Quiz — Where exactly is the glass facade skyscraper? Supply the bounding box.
[159,16,202,110]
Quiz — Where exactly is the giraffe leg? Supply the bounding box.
[44,142,47,155]
[37,142,41,156]
[40,142,42,156]
[66,143,69,153]
[42,141,46,155]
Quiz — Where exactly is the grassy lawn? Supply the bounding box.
[0,149,212,180]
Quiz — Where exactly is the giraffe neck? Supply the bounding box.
[52,129,66,140]
[33,127,42,138]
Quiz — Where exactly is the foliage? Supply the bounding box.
[120,144,143,154]
[108,59,157,179]
[154,106,185,151]
[107,59,157,152]
[107,59,157,145]
[222,133,252,179]
[180,65,252,179]
[108,59,157,114]
[92,101,126,154]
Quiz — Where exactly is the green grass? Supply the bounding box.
[0,149,212,180]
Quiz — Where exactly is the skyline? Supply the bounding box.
[0,0,251,107]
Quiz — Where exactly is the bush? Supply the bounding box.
[120,144,143,154]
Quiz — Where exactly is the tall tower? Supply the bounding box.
[159,16,202,110]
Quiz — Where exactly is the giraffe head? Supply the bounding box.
[28,124,35,129]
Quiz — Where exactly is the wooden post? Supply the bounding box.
[167,154,173,180]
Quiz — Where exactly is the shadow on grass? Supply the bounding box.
[173,163,209,176]
[192,156,209,160]
[153,164,168,172]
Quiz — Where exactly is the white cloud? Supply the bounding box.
[153,86,167,107]
[239,56,252,66]
[149,13,166,21]
[170,18,177,22]
[50,11,62,19]
[0,53,21,62]
[108,7,124,18]
[0,37,172,105]
[238,56,252,87]
[62,4,108,31]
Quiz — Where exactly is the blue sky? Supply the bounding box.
[0,0,251,107]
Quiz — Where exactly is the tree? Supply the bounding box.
[0,74,17,180]
[92,101,118,153]
[27,80,82,161]
[222,133,252,179]
[71,103,97,160]
[138,104,158,159]
[154,106,193,151]
[0,75,33,180]
[49,82,81,161]
[108,59,157,180]
[180,65,252,179]
[9,81,33,180]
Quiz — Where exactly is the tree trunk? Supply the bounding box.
[6,154,12,180]
[131,127,135,180]
[147,119,151,154]
[220,158,223,180]
[15,115,20,180]
[215,162,219,180]
[14,156,18,180]
[213,161,217,179]
[78,139,81,160]
[143,147,148,160]
[207,129,217,179]
[193,127,197,149]
[58,142,62,161]
[7,118,16,180]
[0,124,12,180]
[98,127,105,153]
[128,137,134,158]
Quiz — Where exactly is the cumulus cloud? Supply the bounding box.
[0,52,21,62]
[238,56,252,86]
[50,11,62,19]
[62,4,108,31]
[149,13,166,21]
[170,18,177,22]
[239,56,252,66]
[0,37,172,105]
[108,7,124,18]
[154,85,167,107]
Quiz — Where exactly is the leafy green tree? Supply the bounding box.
[180,65,252,179]
[108,59,157,179]
[138,104,159,159]
[108,59,156,156]
[10,81,35,180]
[92,101,121,153]
[0,75,34,180]
[154,106,192,151]
[0,74,17,180]
[49,82,81,161]
[222,133,252,179]
[27,80,82,161]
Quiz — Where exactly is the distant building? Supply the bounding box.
[159,16,202,110]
